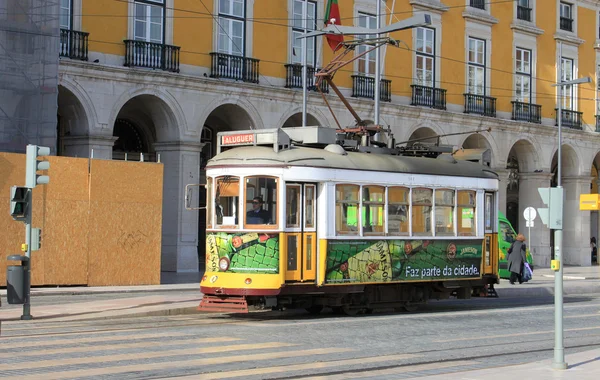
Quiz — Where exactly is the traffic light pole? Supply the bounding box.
[22,189,33,320]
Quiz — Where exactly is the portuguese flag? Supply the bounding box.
[324,0,343,52]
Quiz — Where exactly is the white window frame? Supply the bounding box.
[515,47,532,103]
[560,57,574,110]
[467,37,486,96]
[514,0,536,23]
[217,0,245,56]
[128,0,172,45]
[355,12,377,76]
[290,0,317,66]
[60,0,71,29]
[557,1,576,34]
[134,0,165,44]
[415,27,435,88]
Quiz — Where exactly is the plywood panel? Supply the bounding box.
[87,159,163,286]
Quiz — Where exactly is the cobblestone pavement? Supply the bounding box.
[0,294,599,379]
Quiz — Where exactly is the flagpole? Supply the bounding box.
[302,0,308,127]
[374,0,381,125]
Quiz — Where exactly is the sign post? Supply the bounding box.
[523,206,537,252]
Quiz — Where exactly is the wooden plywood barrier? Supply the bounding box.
[0,153,163,286]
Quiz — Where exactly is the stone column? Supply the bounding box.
[153,141,204,272]
[492,168,509,216]
[562,176,593,266]
[518,172,553,268]
[62,135,118,159]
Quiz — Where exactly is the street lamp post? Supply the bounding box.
[550,41,591,369]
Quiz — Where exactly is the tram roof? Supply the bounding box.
[206,145,498,180]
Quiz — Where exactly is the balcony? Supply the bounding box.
[470,0,485,10]
[351,75,391,102]
[210,52,260,83]
[596,115,600,132]
[464,94,496,117]
[284,64,329,93]
[410,85,447,110]
[511,101,541,124]
[124,40,180,73]
[59,29,89,61]
[555,109,583,129]
[517,6,532,22]
[560,17,573,32]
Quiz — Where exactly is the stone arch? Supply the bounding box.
[199,95,264,132]
[108,86,186,141]
[505,138,542,174]
[457,131,499,168]
[404,126,444,146]
[281,113,321,128]
[58,76,97,134]
[551,143,582,179]
[58,85,90,155]
[277,106,329,129]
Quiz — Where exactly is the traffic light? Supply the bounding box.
[10,186,30,221]
[537,187,564,230]
[26,144,50,188]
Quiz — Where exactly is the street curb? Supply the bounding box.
[0,285,201,297]
[495,283,600,298]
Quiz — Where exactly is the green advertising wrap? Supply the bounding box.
[206,232,279,274]
[326,239,482,283]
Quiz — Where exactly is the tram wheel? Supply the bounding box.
[341,305,360,316]
[401,303,419,312]
[305,305,324,315]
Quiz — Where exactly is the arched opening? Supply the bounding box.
[460,133,493,167]
[112,95,178,161]
[590,156,600,264]
[505,140,539,232]
[407,127,438,144]
[282,112,321,128]
[57,85,89,156]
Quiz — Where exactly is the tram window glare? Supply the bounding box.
[336,184,359,235]
[458,190,476,236]
[388,187,409,235]
[215,176,240,227]
[435,189,455,236]
[412,188,433,236]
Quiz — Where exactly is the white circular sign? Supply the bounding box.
[523,207,537,221]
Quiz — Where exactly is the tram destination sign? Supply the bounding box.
[221,133,254,146]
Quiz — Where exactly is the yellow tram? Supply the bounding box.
[198,126,500,315]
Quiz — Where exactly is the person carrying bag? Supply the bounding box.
[507,233,527,285]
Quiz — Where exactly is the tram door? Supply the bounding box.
[483,192,495,275]
[284,183,317,282]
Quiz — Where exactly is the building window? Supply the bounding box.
[470,0,485,10]
[559,2,573,32]
[218,0,245,56]
[134,0,164,44]
[415,27,435,87]
[515,48,531,103]
[291,0,316,66]
[467,37,486,95]
[357,12,377,76]
[60,0,72,29]
[561,57,573,109]
[517,0,531,22]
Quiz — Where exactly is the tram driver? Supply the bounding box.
[247,196,272,224]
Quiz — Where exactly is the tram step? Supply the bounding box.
[198,295,249,313]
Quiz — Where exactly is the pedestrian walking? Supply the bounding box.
[591,237,597,265]
[507,233,527,285]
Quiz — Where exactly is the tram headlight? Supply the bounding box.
[245,278,252,285]
[219,257,230,271]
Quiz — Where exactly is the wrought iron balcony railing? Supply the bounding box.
[351,75,391,102]
[410,85,447,110]
[517,6,532,22]
[124,40,180,73]
[470,0,485,10]
[210,52,260,83]
[555,109,582,129]
[284,64,329,93]
[464,94,496,117]
[511,101,541,124]
[60,29,89,61]
[560,17,573,32]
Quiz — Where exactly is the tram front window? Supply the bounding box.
[245,176,278,226]
[500,221,516,243]
[215,176,240,227]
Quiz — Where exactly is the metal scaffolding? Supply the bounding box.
[0,0,59,153]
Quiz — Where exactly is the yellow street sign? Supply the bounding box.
[579,194,600,210]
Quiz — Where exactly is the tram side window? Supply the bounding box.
[245,176,278,226]
[412,188,432,235]
[458,190,476,236]
[336,184,359,235]
[206,177,213,229]
[435,189,455,236]
[286,185,301,228]
[362,186,385,235]
[215,176,240,227]
[388,187,409,235]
